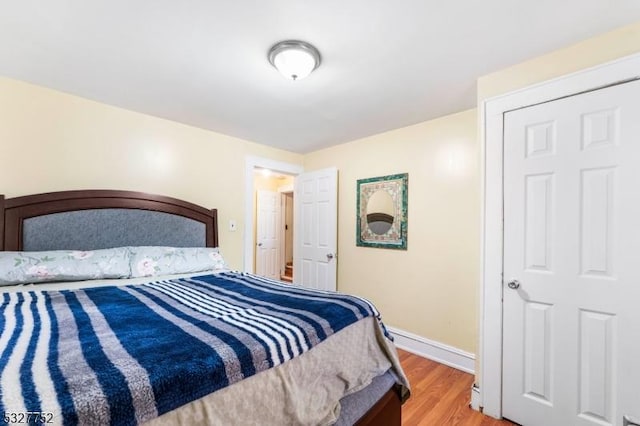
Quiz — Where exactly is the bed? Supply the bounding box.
[0,190,409,425]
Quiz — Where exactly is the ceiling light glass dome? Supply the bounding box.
[268,40,321,81]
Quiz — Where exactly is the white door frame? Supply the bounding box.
[479,52,640,419]
[278,185,294,277]
[244,156,304,273]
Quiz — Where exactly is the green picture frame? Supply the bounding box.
[356,173,408,250]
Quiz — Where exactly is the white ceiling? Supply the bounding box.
[1,1,639,153]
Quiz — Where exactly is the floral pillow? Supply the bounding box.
[128,246,227,278]
[0,248,131,286]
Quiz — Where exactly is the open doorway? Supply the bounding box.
[253,169,294,281]
[244,156,303,281]
[244,158,338,290]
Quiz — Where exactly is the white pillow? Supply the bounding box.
[0,248,131,286]
[128,246,227,278]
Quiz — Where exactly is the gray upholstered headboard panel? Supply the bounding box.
[23,209,206,251]
[1,190,218,251]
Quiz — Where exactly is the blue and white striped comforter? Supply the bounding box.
[0,272,386,425]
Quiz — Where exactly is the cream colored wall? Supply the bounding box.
[0,77,302,269]
[478,20,640,101]
[304,109,479,353]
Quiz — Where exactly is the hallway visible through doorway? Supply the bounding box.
[253,168,295,283]
[281,191,294,282]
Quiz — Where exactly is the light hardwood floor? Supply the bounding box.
[398,349,516,426]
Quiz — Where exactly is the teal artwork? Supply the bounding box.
[356,173,408,250]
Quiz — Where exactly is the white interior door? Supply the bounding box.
[293,168,338,291]
[256,190,280,280]
[503,80,640,426]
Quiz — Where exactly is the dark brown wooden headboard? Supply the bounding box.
[0,190,218,251]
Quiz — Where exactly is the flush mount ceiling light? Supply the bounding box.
[268,40,321,81]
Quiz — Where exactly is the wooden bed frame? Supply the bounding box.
[0,190,218,251]
[356,387,401,426]
[0,189,401,425]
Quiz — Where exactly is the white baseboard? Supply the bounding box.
[387,326,475,374]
